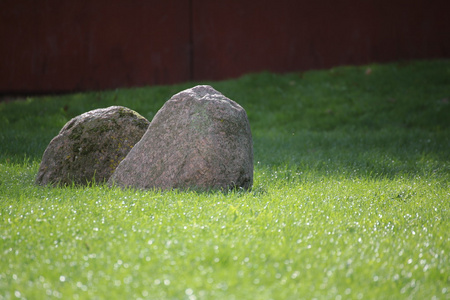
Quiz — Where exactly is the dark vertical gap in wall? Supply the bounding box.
[188,0,194,81]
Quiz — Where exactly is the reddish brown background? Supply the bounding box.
[1,0,449,94]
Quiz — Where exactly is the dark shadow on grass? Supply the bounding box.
[0,132,56,163]
[253,128,450,180]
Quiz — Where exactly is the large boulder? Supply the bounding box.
[35,106,150,186]
[108,85,253,191]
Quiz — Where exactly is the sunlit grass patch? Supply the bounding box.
[1,60,449,299]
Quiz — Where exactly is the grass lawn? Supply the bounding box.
[1,60,449,299]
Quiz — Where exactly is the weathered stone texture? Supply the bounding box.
[35,106,149,186]
[108,85,253,191]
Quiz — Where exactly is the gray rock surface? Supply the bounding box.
[35,106,149,186]
[108,85,253,191]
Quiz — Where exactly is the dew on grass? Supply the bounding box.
[185,288,194,296]
[291,271,300,279]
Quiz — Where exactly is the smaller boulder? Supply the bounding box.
[35,106,149,186]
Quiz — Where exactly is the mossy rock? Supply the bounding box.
[35,106,150,186]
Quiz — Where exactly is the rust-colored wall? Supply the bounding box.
[1,0,449,94]
[192,0,450,80]
[0,0,190,93]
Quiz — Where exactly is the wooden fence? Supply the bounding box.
[1,0,449,94]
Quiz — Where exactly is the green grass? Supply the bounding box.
[1,60,449,299]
